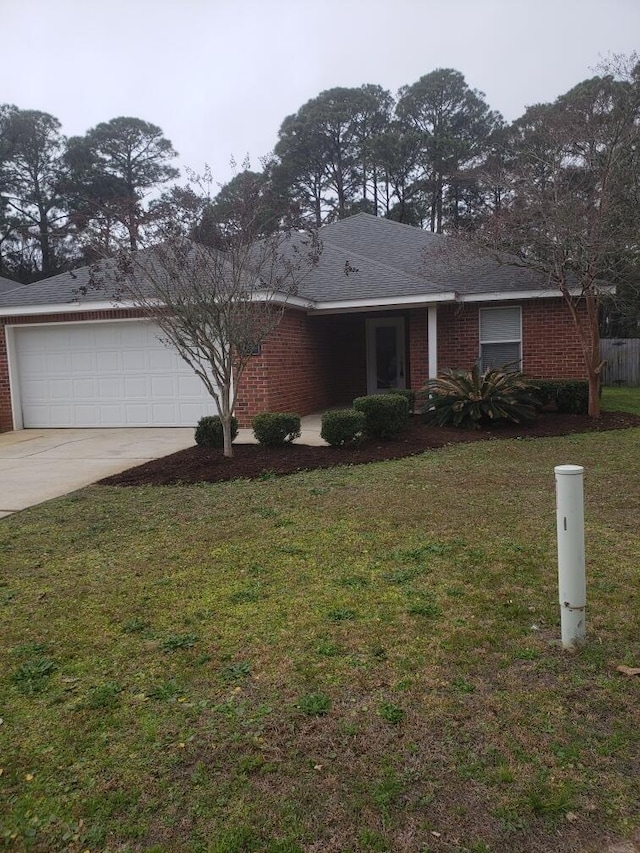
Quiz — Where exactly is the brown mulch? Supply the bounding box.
[98,410,640,487]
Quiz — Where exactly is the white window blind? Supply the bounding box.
[480,307,522,370]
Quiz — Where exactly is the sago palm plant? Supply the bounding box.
[418,363,538,429]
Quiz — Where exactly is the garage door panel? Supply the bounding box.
[74,405,100,426]
[47,352,71,372]
[124,376,148,397]
[150,376,176,398]
[149,348,177,370]
[96,350,121,371]
[49,378,73,398]
[122,349,149,371]
[15,322,218,428]
[72,378,97,396]
[48,405,73,426]
[42,328,70,351]
[71,351,96,372]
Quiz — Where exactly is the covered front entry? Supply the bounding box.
[366,317,406,395]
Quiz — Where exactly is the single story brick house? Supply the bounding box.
[0,213,586,432]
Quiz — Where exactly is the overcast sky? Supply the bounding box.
[3,0,639,188]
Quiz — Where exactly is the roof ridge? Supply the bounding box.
[322,211,443,238]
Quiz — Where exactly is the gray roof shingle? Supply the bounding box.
[0,213,552,312]
[0,275,21,295]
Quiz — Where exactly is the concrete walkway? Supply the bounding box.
[0,415,326,517]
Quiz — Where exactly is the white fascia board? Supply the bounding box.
[462,285,615,303]
[0,300,141,317]
[251,291,314,310]
[308,292,458,315]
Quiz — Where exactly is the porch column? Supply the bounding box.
[428,305,438,379]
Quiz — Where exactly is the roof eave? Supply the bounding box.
[307,292,459,315]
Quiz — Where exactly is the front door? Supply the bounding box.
[366,317,406,395]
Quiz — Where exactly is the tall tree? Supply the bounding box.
[275,85,393,222]
[0,104,19,277]
[372,121,426,222]
[0,108,68,277]
[67,117,178,252]
[274,113,329,226]
[471,56,640,417]
[88,176,321,457]
[396,68,502,233]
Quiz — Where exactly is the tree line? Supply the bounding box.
[1,63,638,303]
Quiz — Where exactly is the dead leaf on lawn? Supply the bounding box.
[616,665,640,677]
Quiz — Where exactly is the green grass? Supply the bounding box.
[602,385,640,414]
[1,429,640,852]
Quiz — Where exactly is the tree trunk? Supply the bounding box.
[561,285,602,419]
[219,386,234,458]
[38,205,52,276]
[587,367,601,419]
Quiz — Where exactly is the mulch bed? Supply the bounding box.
[99,410,640,487]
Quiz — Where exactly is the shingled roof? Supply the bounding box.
[0,275,21,295]
[0,213,553,313]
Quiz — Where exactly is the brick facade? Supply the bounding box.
[0,298,587,432]
[436,299,586,378]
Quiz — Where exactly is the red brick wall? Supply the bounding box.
[522,299,586,377]
[437,299,586,378]
[408,308,428,389]
[235,309,336,426]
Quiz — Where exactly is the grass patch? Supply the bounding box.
[296,692,331,716]
[11,656,57,694]
[1,429,640,851]
[602,385,640,415]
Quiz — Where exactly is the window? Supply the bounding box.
[479,307,522,371]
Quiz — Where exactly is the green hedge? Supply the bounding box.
[532,379,589,415]
[387,387,416,413]
[195,415,239,448]
[252,412,301,447]
[320,409,366,448]
[353,394,409,440]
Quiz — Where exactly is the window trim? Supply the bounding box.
[479,306,522,371]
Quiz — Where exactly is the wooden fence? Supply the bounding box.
[601,338,640,386]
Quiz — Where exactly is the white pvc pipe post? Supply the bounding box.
[554,465,586,649]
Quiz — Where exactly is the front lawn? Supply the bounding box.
[602,385,640,415]
[1,429,639,852]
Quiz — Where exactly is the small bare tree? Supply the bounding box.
[90,169,321,456]
[467,55,640,417]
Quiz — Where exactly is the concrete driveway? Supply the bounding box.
[0,417,326,517]
[0,428,195,517]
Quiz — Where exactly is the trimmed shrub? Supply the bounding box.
[418,364,538,430]
[388,387,416,413]
[353,394,410,440]
[532,379,589,415]
[320,409,366,448]
[252,412,301,447]
[195,415,238,448]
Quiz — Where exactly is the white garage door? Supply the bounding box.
[14,321,218,427]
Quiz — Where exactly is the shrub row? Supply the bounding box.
[194,372,589,449]
[196,394,412,450]
[531,379,589,415]
[196,413,301,449]
[321,394,410,447]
